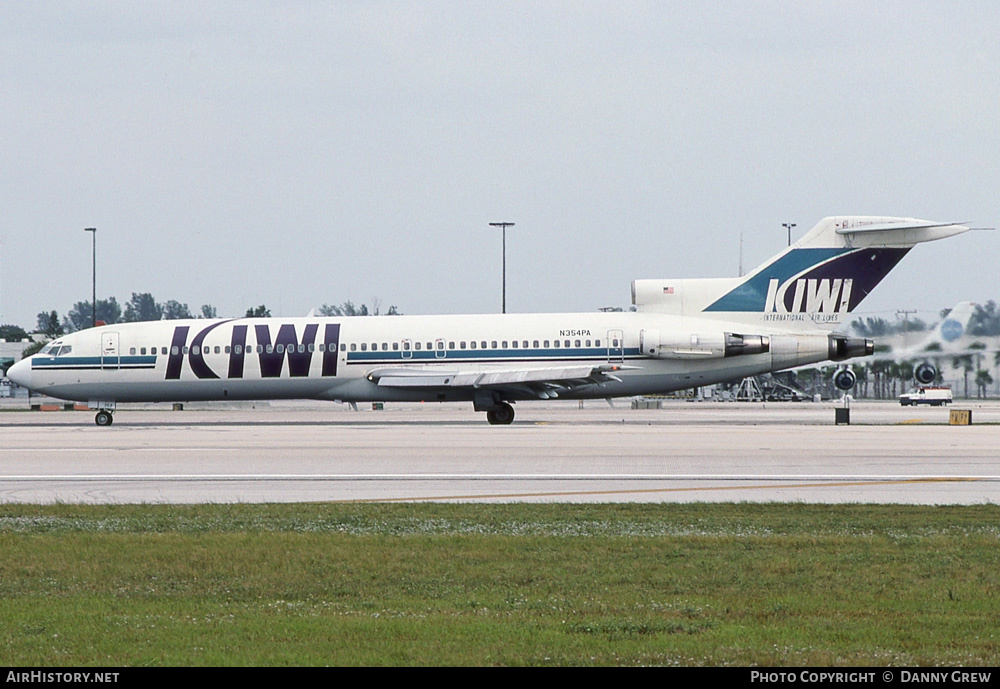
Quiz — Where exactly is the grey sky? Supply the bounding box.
[2,1,997,330]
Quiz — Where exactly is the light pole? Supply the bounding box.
[488,222,514,313]
[84,227,96,327]
[782,222,796,247]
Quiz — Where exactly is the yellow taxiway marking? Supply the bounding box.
[334,477,984,503]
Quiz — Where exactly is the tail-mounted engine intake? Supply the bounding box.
[828,336,874,361]
[915,362,937,385]
[640,330,769,359]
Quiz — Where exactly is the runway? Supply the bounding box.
[0,400,997,504]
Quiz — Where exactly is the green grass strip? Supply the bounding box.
[1,503,998,666]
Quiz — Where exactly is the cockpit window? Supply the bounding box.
[59,345,72,356]
[45,346,59,356]
[39,345,54,355]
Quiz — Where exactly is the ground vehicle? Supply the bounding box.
[899,387,952,406]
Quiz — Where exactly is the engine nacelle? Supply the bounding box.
[833,367,857,391]
[724,333,770,357]
[828,336,874,361]
[915,362,937,385]
[640,330,769,359]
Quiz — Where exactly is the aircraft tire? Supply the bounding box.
[486,403,515,425]
[95,410,114,427]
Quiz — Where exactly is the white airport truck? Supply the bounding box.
[899,386,953,407]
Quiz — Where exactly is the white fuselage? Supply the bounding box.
[10,312,833,406]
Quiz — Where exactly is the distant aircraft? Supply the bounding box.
[865,302,980,384]
[7,216,969,425]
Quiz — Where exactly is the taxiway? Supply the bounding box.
[0,400,996,504]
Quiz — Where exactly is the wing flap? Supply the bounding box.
[367,364,632,390]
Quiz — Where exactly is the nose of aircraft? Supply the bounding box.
[7,357,31,389]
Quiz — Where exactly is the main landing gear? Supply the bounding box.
[94,410,115,426]
[485,402,515,425]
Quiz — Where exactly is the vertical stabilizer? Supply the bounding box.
[632,216,968,331]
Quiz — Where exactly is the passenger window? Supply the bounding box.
[575,340,581,347]
[460,341,466,349]
[481,341,487,349]
[129,348,136,355]
[470,341,476,349]
[553,340,559,348]
[392,343,399,351]
[544,340,550,347]
[403,342,410,350]
[565,340,571,347]
[360,343,367,351]
[225,346,232,354]
[511,340,518,349]
[415,342,421,350]
[522,340,528,348]
[171,346,179,356]
[533,340,539,348]
[502,340,508,348]
[448,341,455,349]
[234,345,242,355]
[215,346,221,354]
[382,343,388,351]
[350,344,357,351]
[491,341,497,349]
[140,347,146,355]
[595,339,601,347]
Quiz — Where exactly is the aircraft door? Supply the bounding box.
[435,338,447,359]
[607,329,624,363]
[401,339,413,360]
[101,332,120,370]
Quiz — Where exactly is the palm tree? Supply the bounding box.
[951,354,974,399]
[975,370,993,398]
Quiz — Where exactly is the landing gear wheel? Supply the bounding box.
[95,410,114,427]
[486,402,515,425]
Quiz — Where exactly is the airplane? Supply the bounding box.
[871,301,979,384]
[7,216,970,426]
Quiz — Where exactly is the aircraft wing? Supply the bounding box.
[366,364,634,399]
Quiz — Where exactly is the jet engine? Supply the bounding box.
[914,362,937,385]
[828,336,874,361]
[640,330,769,359]
[833,367,857,391]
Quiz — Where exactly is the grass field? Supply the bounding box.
[1,502,998,666]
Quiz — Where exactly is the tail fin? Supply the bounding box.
[632,216,968,330]
[894,301,978,355]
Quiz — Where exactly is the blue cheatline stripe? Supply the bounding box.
[346,347,639,365]
[32,356,157,368]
